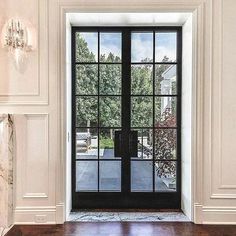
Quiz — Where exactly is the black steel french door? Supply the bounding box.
[72,27,182,209]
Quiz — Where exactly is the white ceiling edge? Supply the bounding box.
[67,13,192,26]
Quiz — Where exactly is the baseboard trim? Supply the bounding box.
[14,206,56,225]
[194,204,236,225]
[14,204,65,225]
[56,203,65,224]
[14,204,236,225]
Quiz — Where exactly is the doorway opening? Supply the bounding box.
[66,13,196,219]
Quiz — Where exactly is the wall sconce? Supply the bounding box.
[1,18,36,72]
[4,19,31,52]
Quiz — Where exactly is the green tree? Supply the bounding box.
[75,33,175,147]
[75,33,98,127]
[76,34,122,129]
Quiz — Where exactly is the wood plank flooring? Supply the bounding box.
[6,222,236,236]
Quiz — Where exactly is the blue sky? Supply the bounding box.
[80,32,176,62]
[80,32,121,60]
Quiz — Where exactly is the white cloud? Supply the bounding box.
[131,36,153,62]
[100,44,121,58]
[131,37,176,62]
[155,46,176,62]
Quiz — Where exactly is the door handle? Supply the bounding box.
[114,131,122,157]
[129,131,138,157]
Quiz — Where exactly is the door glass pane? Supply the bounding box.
[155,97,176,127]
[155,65,177,95]
[76,32,98,62]
[155,32,177,62]
[131,129,153,160]
[100,33,122,62]
[99,161,121,192]
[154,129,177,160]
[131,64,153,95]
[131,32,153,62]
[131,161,153,192]
[76,97,97,127]
[76,64,98,95]
[76,161,98,191]
[100,64,121,95]
[131,97,153,127]
[76,128,98,159]
[99,97,121,127]
[155,161,176,192]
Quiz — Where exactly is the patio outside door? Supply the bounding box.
[72,27,182,209]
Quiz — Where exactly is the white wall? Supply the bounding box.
[0,0,61,224]
[0,0,236,225]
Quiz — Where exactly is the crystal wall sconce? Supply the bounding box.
[1,18,36,71]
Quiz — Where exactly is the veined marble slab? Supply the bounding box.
[68,211,190,222]
[0,114,14,230]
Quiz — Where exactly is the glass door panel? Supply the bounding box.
[130,30,179,193]
[72,27,181,209]
[74,31,122,193]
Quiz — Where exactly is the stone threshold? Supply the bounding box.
[68,211,190,222]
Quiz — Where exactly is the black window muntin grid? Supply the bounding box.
[72,27,182,197]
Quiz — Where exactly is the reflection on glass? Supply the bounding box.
[76,65,98,95]
[99,97,121,127]
[131,129,153,160]
[76,97,97,127]
[100,33,121,62]
[155,161,176,192]
[131,97,153,127]
[76,32,98,62]
[131,32,153,62]
[100,64,121,95]
[155,32,177,62]
[155,65,177,95]
[131,161,153,192]
[99,161,121,192]
[154,129,177,160]
[155,97,176,127]
[131,65,153,95]
[76,128,98,159]
[76,161,98,191]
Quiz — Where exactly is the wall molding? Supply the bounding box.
[217,0,236,191]
[19,114,49,200]
[209,0,236,197]
[210,193,236,199]
[23,193,48,199]
[0,0,49,105]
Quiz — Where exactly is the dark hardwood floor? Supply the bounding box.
[6,222,236,236]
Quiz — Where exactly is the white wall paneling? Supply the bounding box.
[16,114,49,199]
[0,0,236,225]
[0,0,48,105]
[211,0,236,199]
